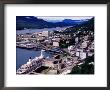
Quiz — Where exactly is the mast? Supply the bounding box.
[39,49,45,59]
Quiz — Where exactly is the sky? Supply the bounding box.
[36,16,93,22]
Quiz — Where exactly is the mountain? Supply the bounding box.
[62,19,84,24]
[64,17,94,32]
[16,16,85,30]
[16,16,53,30]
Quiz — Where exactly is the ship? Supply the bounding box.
[16,49,45,74]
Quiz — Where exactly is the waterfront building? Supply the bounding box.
[26,43,36,48]
[43,58,62,70]
[43,60,54,68]
[43,54,65,72]
[21,34,32,38]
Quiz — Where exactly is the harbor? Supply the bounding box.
[16,48,53,70]
[16,16,94,75]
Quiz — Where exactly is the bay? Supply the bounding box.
[16,26,70,34]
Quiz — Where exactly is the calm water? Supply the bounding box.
[16,27,70,34]
[16,48,52,70]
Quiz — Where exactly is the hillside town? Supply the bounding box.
[16,25,94,74]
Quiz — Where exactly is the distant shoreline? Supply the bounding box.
[16,26,71,34]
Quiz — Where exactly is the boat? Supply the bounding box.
[16,50,45,74]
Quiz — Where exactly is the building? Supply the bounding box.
[89,41,94,50]
[53,41,59,47]
[42,31,49,37]
[75,37,78,43]
[68,45,74,52]
[76,51,80,57]
[76,50,86,60]
[43,54,64,72]
[81,41,88,48]
[43,58,62,70]
[80,52,87,60]
[37,36,45,41]
[84,35,89,41]
[52,38,61,42]
[43,60,54,68]
[88,52,93,56]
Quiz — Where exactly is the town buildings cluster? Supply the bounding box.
[16,27,94,74]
